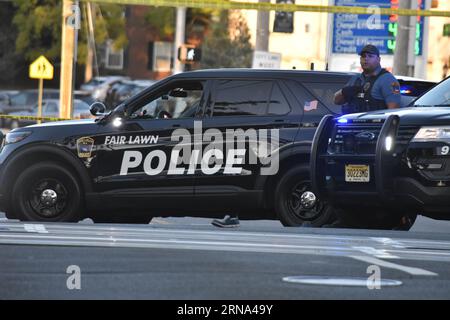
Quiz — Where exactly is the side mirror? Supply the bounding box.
[90,102,107,116]
[0,131,4,146]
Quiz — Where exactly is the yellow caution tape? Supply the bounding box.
[84,0,450,17]
[0,114,72,122]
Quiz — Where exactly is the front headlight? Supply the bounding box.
[5,131,32,145]
[412,126,450,142]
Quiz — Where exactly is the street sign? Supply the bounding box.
[29,55,54,80]
[252,51,282,69]
[29,55,54,124]
[332,0,425,55]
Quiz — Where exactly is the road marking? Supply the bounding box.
[282,276,402,287]
[350,255,438,276]
[371,237,406,249]
[24,224,48,234]
[352,246,399,259]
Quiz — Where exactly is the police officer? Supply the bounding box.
[334,44,401,114]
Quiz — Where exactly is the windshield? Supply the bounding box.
[414,77,450,107]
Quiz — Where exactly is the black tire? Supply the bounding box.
[274,165,336,227]
[10,161,84,222]
[336,206,417,230]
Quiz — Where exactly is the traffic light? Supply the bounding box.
[178,45,202,63]
[273,0,294,33]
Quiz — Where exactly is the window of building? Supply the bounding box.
[105,40,124,70]
[152,41,173,72]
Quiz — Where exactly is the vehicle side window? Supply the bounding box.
[45,102,58,114]
[131,81,204,120]
[302,81,349,115]
[285,80,329,116]
[10,93,27,106]
[213,80,272,116]
[26,93,38,105]
[268,83,291,115]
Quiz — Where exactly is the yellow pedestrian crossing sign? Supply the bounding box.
[29,55,54,80]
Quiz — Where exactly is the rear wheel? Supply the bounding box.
[274,165,336,227]
[10,162,84,222]
[336,206,417,230]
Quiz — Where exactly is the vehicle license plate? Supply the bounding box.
[345,165,370,182]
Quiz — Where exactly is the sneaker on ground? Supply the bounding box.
[211,215,240,228]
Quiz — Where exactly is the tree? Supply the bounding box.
[0,1,21,84]
[12,0,127,65]
[144,7,213,40]
[200,10,253,69]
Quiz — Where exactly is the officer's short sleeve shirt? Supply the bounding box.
[347,68,401,105]
[373,72,401,105]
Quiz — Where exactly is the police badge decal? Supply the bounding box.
[77,137,95,158]
[391,82,401,94]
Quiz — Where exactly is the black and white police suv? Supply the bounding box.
[311,76,450,230]
[0,69,354,225]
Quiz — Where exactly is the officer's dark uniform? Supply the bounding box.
[341,46,401,114]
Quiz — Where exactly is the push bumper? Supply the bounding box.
[311,114,450,217]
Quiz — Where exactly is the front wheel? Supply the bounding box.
[274,165,336,227]
[10,162,84,222]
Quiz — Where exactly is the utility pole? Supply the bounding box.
[173,7,186,74]
[84,2,98,83]
[60,0,79,119]
[393,0,416,76]
[256,0,270,51]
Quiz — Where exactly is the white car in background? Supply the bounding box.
[80,76,130,102]
[6,99,92,129]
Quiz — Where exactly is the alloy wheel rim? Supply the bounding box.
[28,178,69,218]
[287,181,324,221]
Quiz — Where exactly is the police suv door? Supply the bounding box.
[195,78,301,210]
[92,79,210,210]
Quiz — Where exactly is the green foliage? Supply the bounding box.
[144,7,175,39]
[13,0,62,61]
[200,11,253,69]
[0,1,21,83]
[12,0,127,64]
[144,7,213,40]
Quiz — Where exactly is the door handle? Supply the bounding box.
[172,124,181,128]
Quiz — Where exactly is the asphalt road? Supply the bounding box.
[1,213,450,300]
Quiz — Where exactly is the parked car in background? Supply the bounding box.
[74,90,95,106]
[80,76,130,102]
[0,90,19,104]
[396,76,436,107]
[105,79,157,110]
[0,89,60,128]
[0,89,60,114]
[6,99,92,129]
